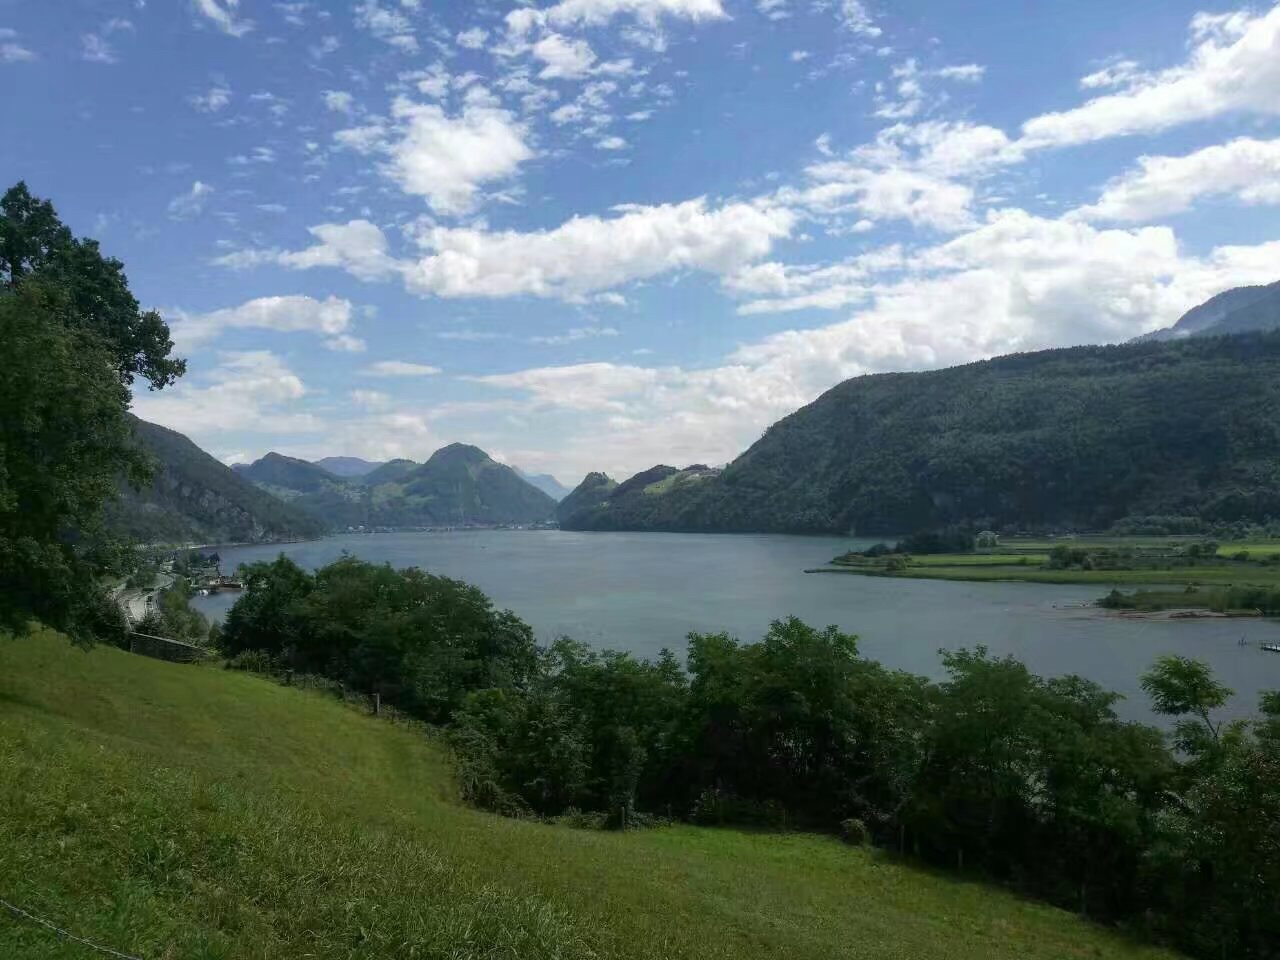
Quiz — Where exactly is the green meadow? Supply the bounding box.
[0,632,1177,960]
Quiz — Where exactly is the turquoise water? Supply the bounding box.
[192,529,1280,723]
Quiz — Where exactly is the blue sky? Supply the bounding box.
[3,0,1279,484]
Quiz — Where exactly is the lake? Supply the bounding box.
[191,530,1280,724]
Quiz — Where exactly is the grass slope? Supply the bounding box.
[0,634,1177,960]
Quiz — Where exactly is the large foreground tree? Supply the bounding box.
[0,183,184,643]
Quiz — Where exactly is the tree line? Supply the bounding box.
[220,554,1279,960]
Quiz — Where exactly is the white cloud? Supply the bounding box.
[335,97,533,215]
[80,34,118,64]
[192,0,253,37]
[131,351,318,440]
[168,295,357,349]
[227,198,795,301]
[836,0,880,37]
[457,27,489,49]
[596,135,629,150]
[758,0,789,20]
[354,0,417,51]
[325,334,369,353]
[190,83,232,112]
[506,0,726,35]
[937,63,985,82]
[0,41,36,63]
[1021,6,1280,148]
[534,33,598,79]
[323,90,355,114]
[362,360,443,377]
[467,216,1280,479]
[401,197,795,299]
[1072,136,1280,223]
[167,181,214,219]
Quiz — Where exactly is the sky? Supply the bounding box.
[3,1,1280,486]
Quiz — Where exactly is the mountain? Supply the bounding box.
[313,456,385,478]
[515,467,572,501]
[234,453,368,528]
[235,444,557,528]
[561,331,1280,535]
[557,472,618,524]
[109,418,328,545]
[235,453,341,492]
[1139,280,1280,341]
[359,458,419,487]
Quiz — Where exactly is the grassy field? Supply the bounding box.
[821,537,1280,590]
[0,632,1178,960]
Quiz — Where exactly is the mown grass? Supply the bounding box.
[824,537,1280,590]
[0,631,1178,960]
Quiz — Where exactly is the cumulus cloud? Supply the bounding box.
[1021,6,1280,148]
[335,97,533,215]
[1072,137,1280,223]
[401,197,796,299]
[168,295,358,350]
[191,0,253,37]
[457,27,489,49]
[131,351,318,440]
[533,33,598,79]
[221,198,795,301]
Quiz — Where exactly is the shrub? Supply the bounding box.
[226,649,273,673]
[840,818,870,846]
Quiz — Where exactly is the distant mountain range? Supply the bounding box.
[234,444,558,529]
[515,468,573,501]
[1137,280,1280,342]
[109,417,327,545]
[562,290,1280,535]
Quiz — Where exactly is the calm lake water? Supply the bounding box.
[192,530,1280,724]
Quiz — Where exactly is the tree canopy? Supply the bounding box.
[0,182,184,643]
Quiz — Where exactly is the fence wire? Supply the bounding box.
[0,896,145,960]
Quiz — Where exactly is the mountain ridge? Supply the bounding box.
[562,328,1280,535]
[109,417,328,545]
[235,442,557,529]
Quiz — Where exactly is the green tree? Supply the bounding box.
[1,184,184,644]
[0,182,184,387]
[1141,655,1232,753]
[0,284,142,644]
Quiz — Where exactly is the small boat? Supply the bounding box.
[1261,643,1280,654]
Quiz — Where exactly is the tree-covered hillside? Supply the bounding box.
[110,418,329,545]
[563,331,1280,535]
[236,443,557,528]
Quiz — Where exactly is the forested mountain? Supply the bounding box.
[235,443,557,528]
[110,418,328,545]
[313,456,385,478]
[1139,280,1280,341]
[556,472,618,524]
[562,331,1280,535]
[515,467,572,501]
[359,458,419,486]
